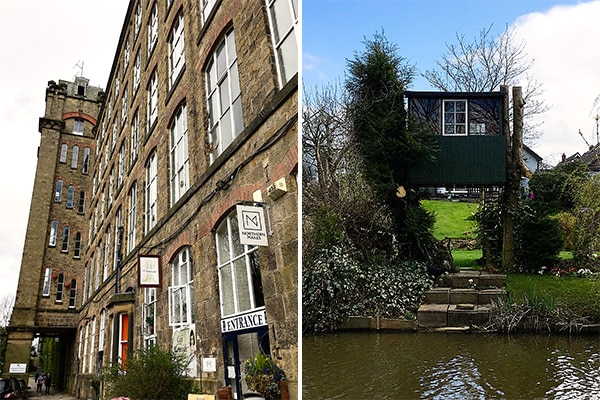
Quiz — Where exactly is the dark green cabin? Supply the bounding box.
[406,90,508,186]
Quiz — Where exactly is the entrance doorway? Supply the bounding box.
[223,327,270,399]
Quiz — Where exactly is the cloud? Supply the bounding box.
[513,0,600,161]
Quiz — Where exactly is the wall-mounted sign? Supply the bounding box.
[172,326,198,377]
[138,255,162,287]
[9,363,27,373]
[236,205,268,246]
[221,308,268,333]
[202,357,217,372]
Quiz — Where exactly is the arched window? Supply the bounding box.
[215,212,265,317]
[168,247,194,327]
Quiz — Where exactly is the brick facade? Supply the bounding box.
[8,1,298,399]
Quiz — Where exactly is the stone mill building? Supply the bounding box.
[6,1,298,399]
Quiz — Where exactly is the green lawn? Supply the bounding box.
[507,274,600,322]
[422,200,478,240]
[422,200,599,321]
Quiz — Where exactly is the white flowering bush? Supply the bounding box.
[303,245,434,333]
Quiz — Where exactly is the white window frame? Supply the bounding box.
[266,0,298,86]
[131,111,139,165]
[124,36,131,72]
[168,247,194,327]
[122,85,128,126]
[118,313,129,368]
[148,3,158,58]
[82,147,90,174]
[55,180,63,202]
[82,322,89,374]
[74,119,85,135]
[42,267,52,297]
[145,151,158,233]
[49,221,58,247]
[216,213,265,317]
[443,99,468,136]
[89,317,96,373]
[134,1,142,38]
[103,227,111,281]
[99,309,106,352]
[143,288,157,347]
[134,51,141,94]
[148,70,158,131]
[205,29,243,163]
[71,145,79,168]
[128,183,137,252]
[60,144,68,163]
[170,105,190,205]
[200,0,217,24]
[169,12,185,89]
[118,144,125,188]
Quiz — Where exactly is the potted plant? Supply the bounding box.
[243,352,286,400]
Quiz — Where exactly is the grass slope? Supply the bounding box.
[422,200,477,240]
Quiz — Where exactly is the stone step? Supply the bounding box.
[423,288,507,305]
[437,270,507,289]
[417,303,491,328]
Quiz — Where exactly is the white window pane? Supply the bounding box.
[279,33,298,81]
[234,258,251,311]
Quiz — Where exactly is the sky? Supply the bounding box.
[303,0,600,164]
[0,2,129,300]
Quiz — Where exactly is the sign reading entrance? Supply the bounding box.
[221,308,267,333]
[236,205,268,246]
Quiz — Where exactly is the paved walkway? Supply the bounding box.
[27,377,77,400]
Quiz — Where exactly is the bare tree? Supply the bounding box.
[0,294,15,328]
[423,25,548,144]
[302,81,398,259]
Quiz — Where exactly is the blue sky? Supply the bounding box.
[303,0,600,163]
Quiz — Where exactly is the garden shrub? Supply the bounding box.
[302,245,434,333]
[103,345,194,400]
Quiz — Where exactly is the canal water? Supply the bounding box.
[302,332,600,399]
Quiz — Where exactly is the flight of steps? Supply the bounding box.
[417,269,507,330]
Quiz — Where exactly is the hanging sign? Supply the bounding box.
[236,205,268,246]
[138,255,162,287]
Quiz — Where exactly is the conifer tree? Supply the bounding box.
[345,32,446,264]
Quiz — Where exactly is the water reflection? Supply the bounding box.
[302,332,600,399]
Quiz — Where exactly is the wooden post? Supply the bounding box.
[502,86,524,271]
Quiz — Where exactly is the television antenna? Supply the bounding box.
[73,60,84,78]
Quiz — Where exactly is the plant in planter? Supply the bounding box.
[243,352,285,399]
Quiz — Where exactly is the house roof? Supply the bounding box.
[563,144,600,170]
[523,145,543,162]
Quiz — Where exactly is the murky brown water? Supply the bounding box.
[302,332,600,399]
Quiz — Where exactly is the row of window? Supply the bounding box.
[59,144,91,174]
[94,0,297,197]
[82,209,264,338]
[49,221,82,257]
[90,102,187,256]
[41,268,77,307]
[54,181,86,213]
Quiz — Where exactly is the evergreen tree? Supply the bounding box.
[345,32,446,263]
